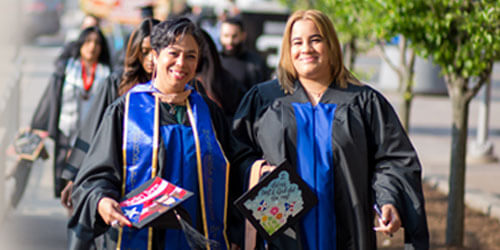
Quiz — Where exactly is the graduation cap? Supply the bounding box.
[12,128,49,161]
[234,161,318,241]
[140,5,154,19]
[120,176,193,229]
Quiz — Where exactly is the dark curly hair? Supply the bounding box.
[151,17,204,72]
[118,18,160,96]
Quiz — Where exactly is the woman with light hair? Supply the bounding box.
[233,9,429,249]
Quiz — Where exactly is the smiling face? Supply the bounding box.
[154,34,199,93]
[80,31,102,64]
[290,19,331,84]
[140,36,154,74]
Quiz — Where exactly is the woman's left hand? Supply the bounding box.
[374,204,401,236]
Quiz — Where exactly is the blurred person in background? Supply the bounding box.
[111,5,157,75]
[60,14,101,67]
[8,19,110,210]
[28,26,111,198]
[219,16,270,95]
[81,14,100,30]
[60,18,160,214]
[196,29,245,120]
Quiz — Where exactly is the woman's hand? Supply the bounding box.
[60,181,74,214]
[374,204,401,236]
[260,163,276,175]
[97,197,132,228]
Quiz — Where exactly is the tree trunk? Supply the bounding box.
[397,38,415,132]
[343,39,357,71]
[399,87,413,131]
[445,77,470,247]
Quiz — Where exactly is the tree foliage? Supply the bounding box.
[313,0,379,47]
[381,0,500,95]
[375,0,500,246]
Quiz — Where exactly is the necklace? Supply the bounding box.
[167,103,177,115]
[304,86,328,106]
[311,91,323,98]
[307,88,327,99]
[81,60,97,92]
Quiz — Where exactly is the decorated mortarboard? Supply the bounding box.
[120,176,193,229]
[12,128,49,161]
[234,161,318,241]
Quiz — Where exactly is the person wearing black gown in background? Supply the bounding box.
[196,29,245,120]
[28,26,111,198]
[232,9,429,250]
[60,18,160,212]
[219,16,270,94]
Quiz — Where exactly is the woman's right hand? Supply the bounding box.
[60,181,74,214]
[97,197,132,228]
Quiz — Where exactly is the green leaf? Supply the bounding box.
[486,34,493,44]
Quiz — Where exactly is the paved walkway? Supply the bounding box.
[377,65,500,222]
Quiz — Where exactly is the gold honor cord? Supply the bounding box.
[148,95,161,250]
[222,154,230,247]
[211,125,231,248]
[117,92,131,250]
[186,100,211,250]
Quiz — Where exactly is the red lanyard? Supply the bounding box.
[81,60,97,91]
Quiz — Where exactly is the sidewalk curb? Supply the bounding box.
[423,175,500,222]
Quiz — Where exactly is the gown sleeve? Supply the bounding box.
[62,72,121,181]
[67,99,125,250]
[232,79,285,156]
[232,85,265,156]
[30,69,65,139]
[365,89,429,248]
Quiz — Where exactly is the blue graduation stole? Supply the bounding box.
[292,102,337,250]
[118,82,230,250]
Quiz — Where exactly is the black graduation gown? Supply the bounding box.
[29,62,68,196]
[29,58,111,196]
[220,50,270,94]
[232,79,429,250]
[68,92,256,250]
[62,70,122,181]
[207,68,247,120]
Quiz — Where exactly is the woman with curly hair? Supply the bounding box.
[68,17,254,250]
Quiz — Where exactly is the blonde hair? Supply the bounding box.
[278,9,361,93]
